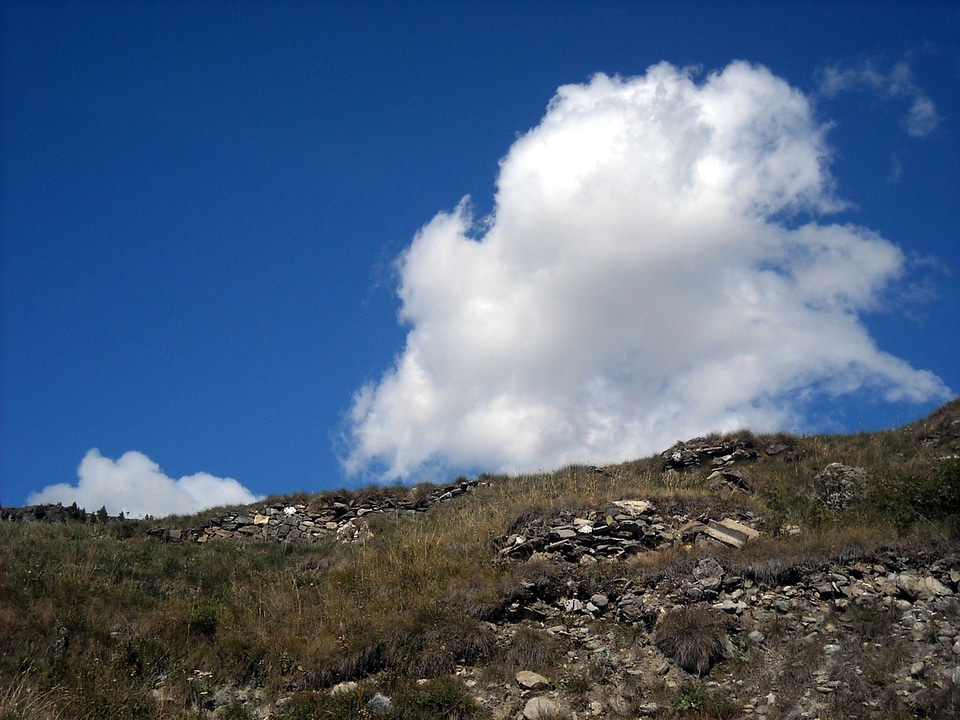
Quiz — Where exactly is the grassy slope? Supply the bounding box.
[1,400,958,719]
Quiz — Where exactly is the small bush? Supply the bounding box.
[186,603,219,638]
[495,626,563,676]
[671,681,737,718]
[276,677,487,720]
[868,458,960,533]
[654,606,734,675]
[914,681,960,720]
[277,687,372,720]
[385,675,486,720]
[219,703,254,720]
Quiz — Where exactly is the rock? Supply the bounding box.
[813,463,868,511]
[720,469,753,491]
[590,593,609,609]
[210,688,231,708]
[330,681,358,696]
[367,692,393,714]
[516,670,551,691]
[523,697,558,719]
[702,523,742,548]
[611,500,653,516]
[718,518,760,540]
[336,518,373,543]
[713,599,748,613]
[922,576,953,597]
[694,557,724,581]
[679,520,707,538]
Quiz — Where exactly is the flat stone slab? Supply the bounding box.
[705,521,747,548]
[718,518,760,539]
[516,670,550,691]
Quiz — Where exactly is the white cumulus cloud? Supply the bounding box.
[28,449,262,518]
[344,61,951,481]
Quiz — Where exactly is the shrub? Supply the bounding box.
[277,687,372,720]
[385,675,486,720]
[671,681,737,718]
[869,458,960,533]
[186,603,219,638]
[914,681,960,720]
[653,606,734,675]
[495,626,563,676]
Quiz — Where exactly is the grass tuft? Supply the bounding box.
[653,606,735,675]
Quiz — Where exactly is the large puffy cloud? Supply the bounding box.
[28,449,261,518]
[344,61,951,481]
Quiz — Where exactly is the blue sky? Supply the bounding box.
[2,1,958,517]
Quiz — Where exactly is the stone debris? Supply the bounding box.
[1,480,483,546]
[660,436,761,470]
[497,500,760,562]
[157,478,480,544]
[468,545,959,720]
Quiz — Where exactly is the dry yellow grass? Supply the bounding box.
[1,399,958,719]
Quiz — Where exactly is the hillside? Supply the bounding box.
[1,399,959,720]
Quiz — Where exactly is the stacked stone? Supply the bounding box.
[498,500,760,564]
[178,478,480,545]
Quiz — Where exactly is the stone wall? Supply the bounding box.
[151,478,481,544]
[1,478,481,546]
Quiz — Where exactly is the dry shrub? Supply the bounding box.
[914,682,960,720]
[671,681,738,719]
[326,607,496,683]
[381,675,486,720]
[494,626,564,676]
[653,606,735,675]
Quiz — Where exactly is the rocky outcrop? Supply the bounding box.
[660,436,759,470]
[497,499,760,563]
[464,545,960,720]
[151,478,481,545]
[812,462,869,511]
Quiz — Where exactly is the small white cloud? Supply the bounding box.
[343,61,951,482]
[27,449,261,519]
[817,59,942,137]
[903,94,940,138]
